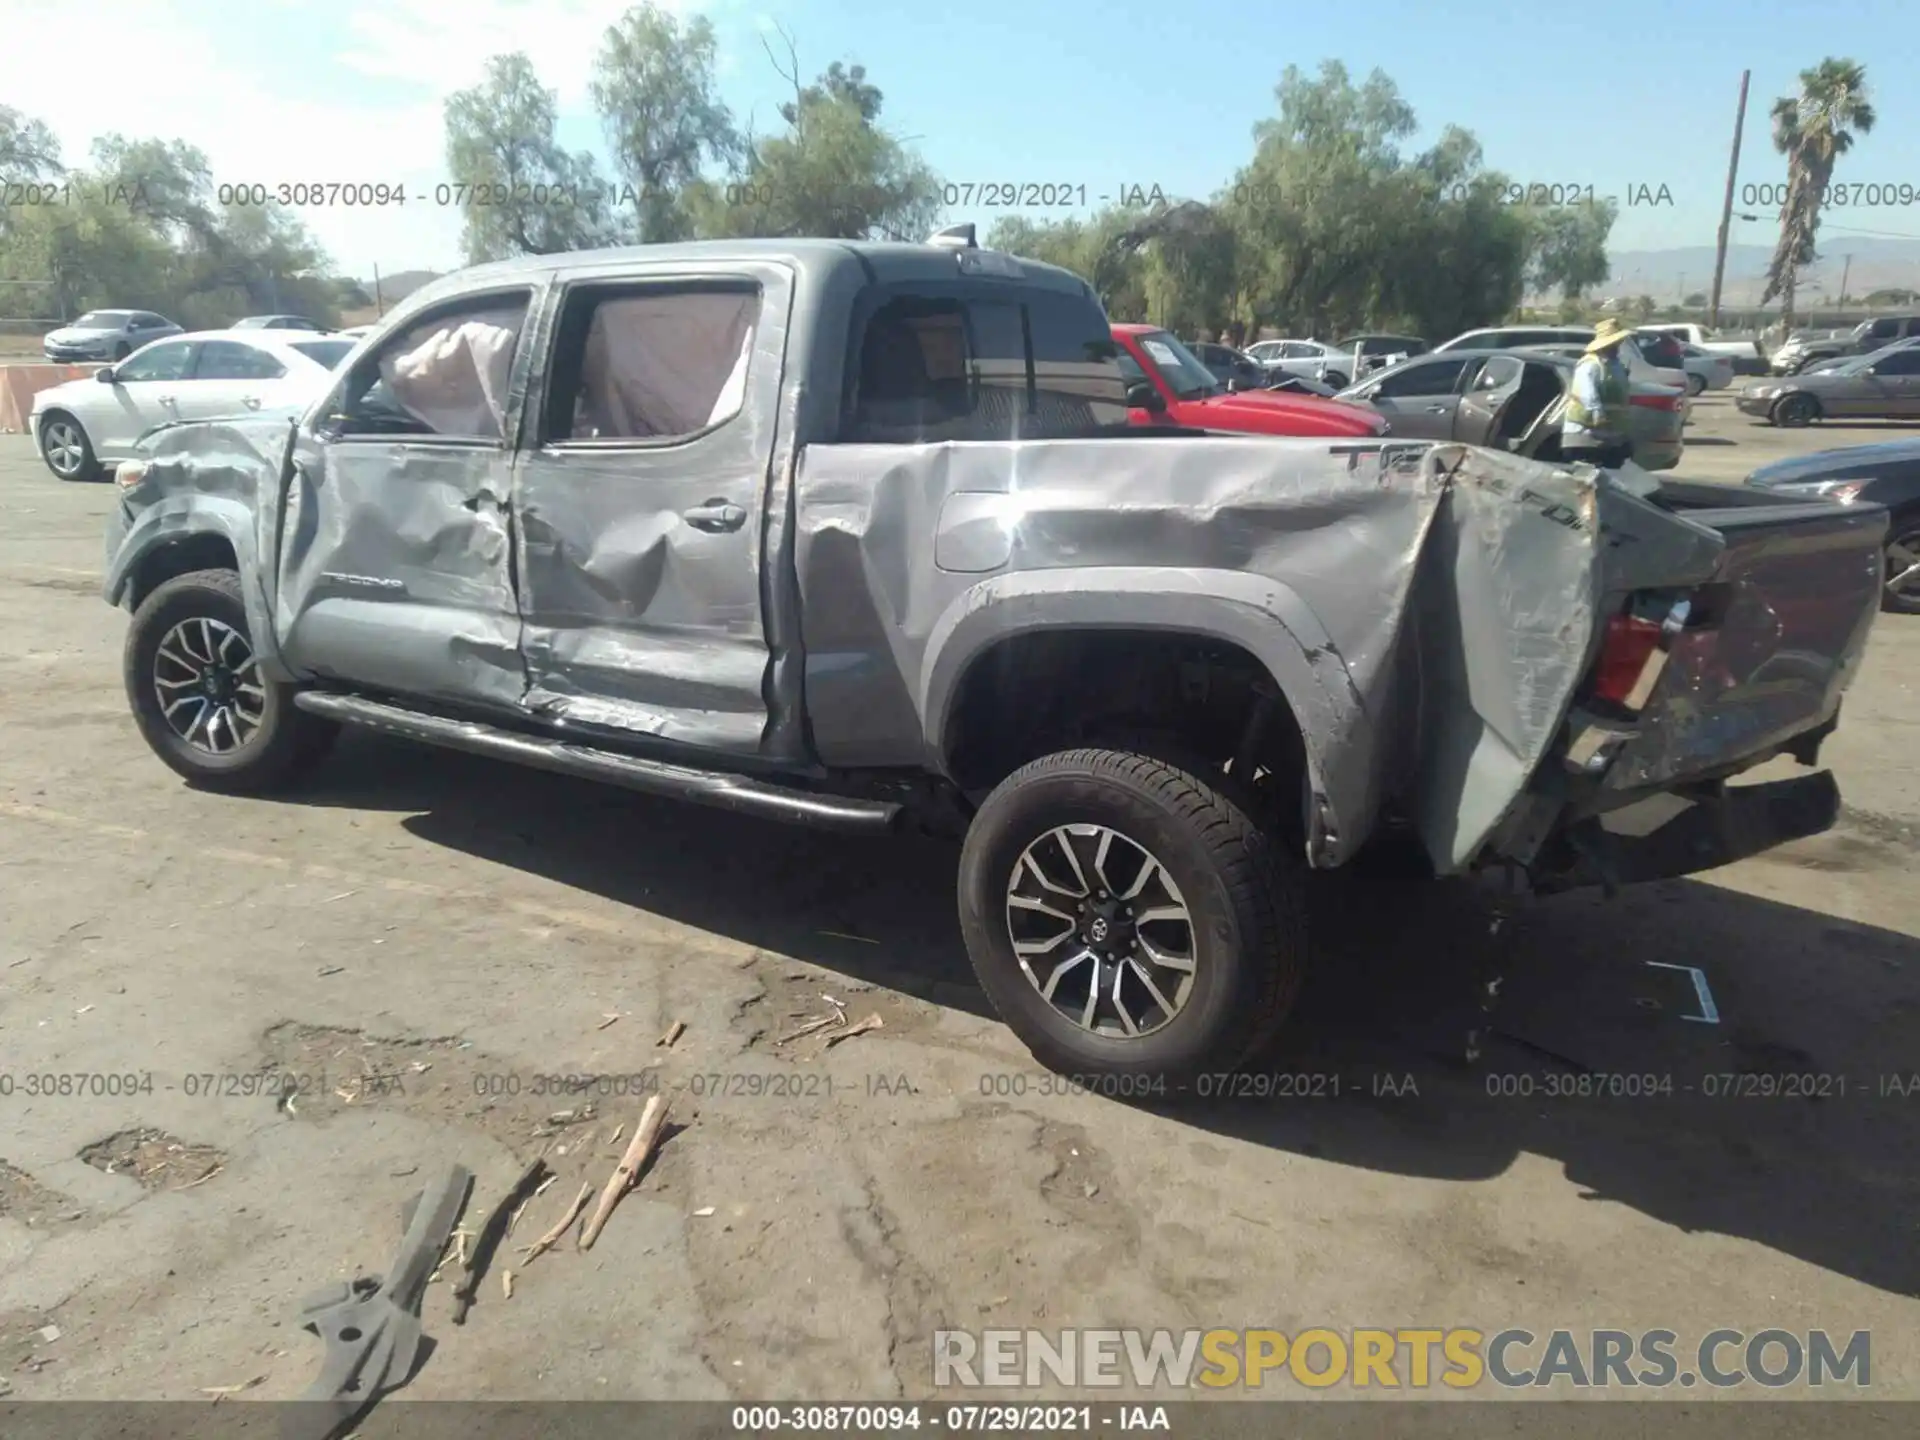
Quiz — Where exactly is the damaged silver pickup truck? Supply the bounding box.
[102,232,1887,1082]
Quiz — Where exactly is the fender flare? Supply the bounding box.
[106,499,293,681]
[919,566,1378,864]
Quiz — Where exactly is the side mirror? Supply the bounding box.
[96,367,117,384]
[1126,381,1165,411]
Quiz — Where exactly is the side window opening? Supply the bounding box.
[844,289,1129,443]
[329,292,530,440]
[544,284,761,443]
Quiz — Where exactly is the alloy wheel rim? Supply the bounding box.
[44,422,83,474]
[153,616,267,755]
[1888,530,1920,601]
[1004,823,1197,1039]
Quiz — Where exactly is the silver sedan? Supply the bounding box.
[30,330,354,481]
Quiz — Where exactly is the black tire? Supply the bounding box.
[1686,373,1706,397]
[37,410,99,482]
[112,342,130,360]
[1770,393,1819,428]
[957,748,1305,1084]
[1884,510,1920,616]
[1323,372,1350,391]
[124,568,336,793]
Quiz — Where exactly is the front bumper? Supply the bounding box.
[1735,392,1775,415]
[1533,770,1839,893]
[44,346,113,362]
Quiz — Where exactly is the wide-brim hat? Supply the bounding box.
[1586,318,1632,353]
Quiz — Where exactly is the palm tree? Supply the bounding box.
[1761,58,1875,335]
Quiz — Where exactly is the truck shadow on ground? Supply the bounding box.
[291,733,1920,1300]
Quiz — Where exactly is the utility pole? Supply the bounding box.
[1838,253,1853,310]
[373,262,385,317]
[1708,69,1751,330]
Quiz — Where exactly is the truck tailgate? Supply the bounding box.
[1602,487,1885,792]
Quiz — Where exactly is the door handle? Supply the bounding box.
[1425,404,1449,413]
[242,396,262,409]
[683,499,747,532]
[157,395,176,405]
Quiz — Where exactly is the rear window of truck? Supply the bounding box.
[844,287,1130,442]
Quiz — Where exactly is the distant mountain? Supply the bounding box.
[1571,238,1920,306]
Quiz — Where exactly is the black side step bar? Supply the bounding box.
[294,692,901,834]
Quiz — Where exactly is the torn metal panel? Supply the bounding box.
[794,434,1457,864]
[103,416,300,681]
[511,262,796,756]
[1404,445,1603,873]
[275,441,526,709]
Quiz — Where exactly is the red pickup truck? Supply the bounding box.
[1112,323,1387,438]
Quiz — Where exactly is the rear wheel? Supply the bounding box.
[1770,393,1819,428]
[957,748,1305,1085]
[1884,512,1920,615]
[1323,371,1350,391]
[1686,373,1706,396]
[124,569,337,792]
[38,412,98,481]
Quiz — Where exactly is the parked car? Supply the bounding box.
[1770,315,1920,375]
[1113,325,1384,437]
[1677,343,1735,394]
[99,233,1883,1082]
[42,310,182,362]
[1434,325,1688,394]
[1244,338,1354,390]
[1744,438,1920,613]
[30,330,355,481]
[231,314,326,331]
[1737,343,1920,428]
[1187,341,1273,392]
[1333,333,1428,377]
[1639,323,1767,373]
[1338,348,1686,469]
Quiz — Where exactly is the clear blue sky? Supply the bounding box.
[4,0,1916,280]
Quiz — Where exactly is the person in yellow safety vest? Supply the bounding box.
[1562,317,1635,469]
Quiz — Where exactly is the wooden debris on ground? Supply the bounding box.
[580,1094,672,1250]
[518,1181,595,1266]
[657,1020,686,1048]
[824,1014,884,1048]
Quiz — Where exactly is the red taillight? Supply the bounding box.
[1631,391,1680,412]
[1591,614,1665,707]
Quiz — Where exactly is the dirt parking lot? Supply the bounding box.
[1,392,1916,1417]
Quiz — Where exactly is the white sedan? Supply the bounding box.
[30,329,354,481]
[1678,343,1735,394]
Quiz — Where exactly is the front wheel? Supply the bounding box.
[957,748,1305,1084]
[1884,513,1920,615]
[38,412,98,481]
[124,568,336,792]
[1770,393,1819,428]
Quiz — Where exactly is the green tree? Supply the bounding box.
[1523,199,1617,300]
[1762,58,1875,333]
[445,53,625,263]
[592,2,741,243]
[1683,290,1708,307]
[693,40,940,241]
[0,104,63,181]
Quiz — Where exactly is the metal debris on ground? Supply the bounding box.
[823,1015,884,1048]
[452,1158,549,1325]
[518,1181,595,1265]
[580,1094,673,1250]
[657,1019,686,1048]
[818,930,878,945]
[291,1163,472,1440]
